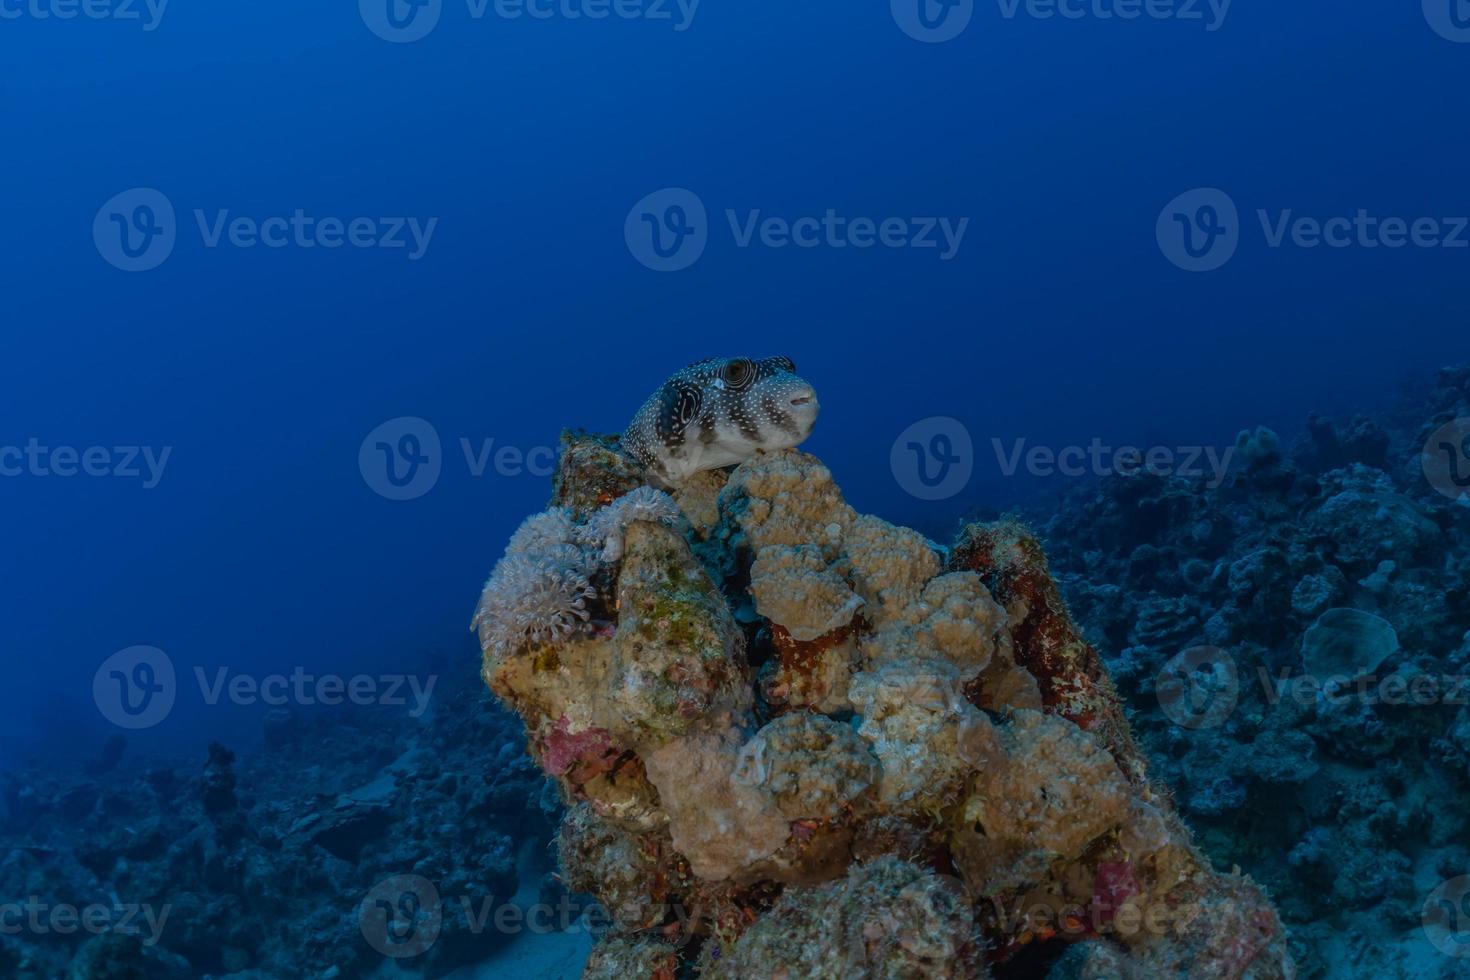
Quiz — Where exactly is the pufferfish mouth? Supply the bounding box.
[788,386,819,409]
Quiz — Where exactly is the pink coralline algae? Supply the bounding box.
[539,718,616,779]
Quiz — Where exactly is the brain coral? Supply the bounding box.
[473,435,1296,978]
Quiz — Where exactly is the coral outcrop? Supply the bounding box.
[474,434,1296,977]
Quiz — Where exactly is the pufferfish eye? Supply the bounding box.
[721,357,756,391]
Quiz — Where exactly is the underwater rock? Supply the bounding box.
[700,857,987,979]
[0,665,551,979]
[473,433,1295,977]
[201,741,238,815]
[83,733,127,777]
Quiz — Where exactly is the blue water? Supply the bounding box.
[2,2,1465,762]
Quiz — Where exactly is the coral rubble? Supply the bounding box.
[474,435,1296,977]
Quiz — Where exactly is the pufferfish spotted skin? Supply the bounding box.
[622,356,820,487]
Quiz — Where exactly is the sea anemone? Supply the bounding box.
[581,486,685,562]
[505,506,581,556]
[471,552,597,659]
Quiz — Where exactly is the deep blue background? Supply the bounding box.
[1,1,1464,763]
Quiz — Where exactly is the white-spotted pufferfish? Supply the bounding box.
[622,356,819,487]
